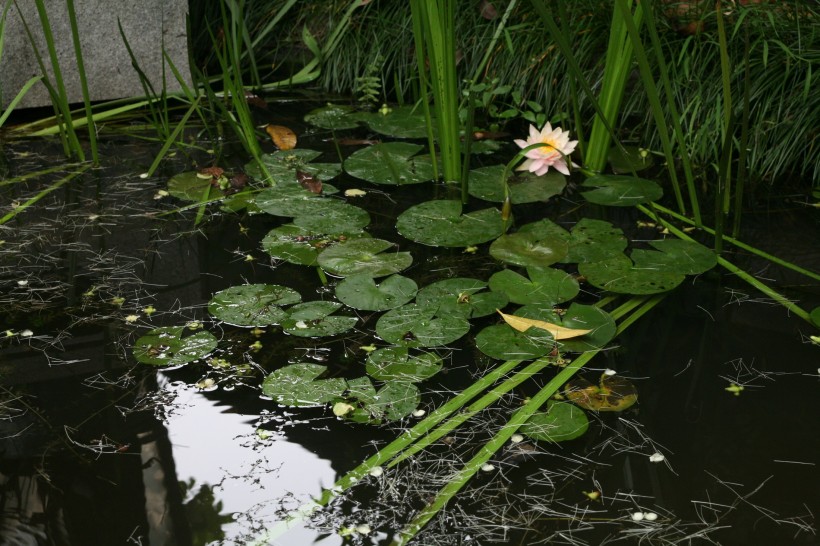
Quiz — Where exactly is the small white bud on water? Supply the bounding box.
[510,434,524,444]
[604,368,617,376]
[412,409,426,417]
[649,452,665,463]
[631,512,644,521]
[480,463,495,472]
[355,524,371,535]
[368,466,384,477]
[643,512,658,521]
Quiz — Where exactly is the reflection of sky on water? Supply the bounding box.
[161,376,342,545]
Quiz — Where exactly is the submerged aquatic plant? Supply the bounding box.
[514,122,578,176]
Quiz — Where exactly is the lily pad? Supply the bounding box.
[579,254,685,294]
[518,401,589,442]
[208,284,301,326]
[304,104,360,130]
[318,238,413,278]
[631,239,717,275]
[608,145,654,173]
[291,200,371,234]
[261,224,367,267]
[516,303,616,352]
[415,278,508,319]
[355,105,431,138]
[335,274,418,311]
[133,326,218,368]
[365,347,443,382]
[489,231,569,268]
[246,149,341,185]
[488,267,579,306]
[255,185,339,217]
[166,171,222,202]
[396,200,504,247]
[261,363,347,406]
[281,301,358,337]
[580,174,663,207]
[344,142,435,185]
[561,218,628,264]
[474,323,554,360]
[468,164,566,204]
[376,303,471,347]
[334,380,421,423]
[565,374,638,412]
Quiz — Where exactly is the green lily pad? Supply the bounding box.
[344,142,435,185]
[255,185,339,217]
[489,231,569,268]
[560,218,628,264]
[631,239,717,275]
[376,303,470,347]
[355,105,431,138]
[468,165,566,203]
[246,149,341,185]
[474,323,554,360]
[261,363,347,407]
[335,274,418,311]
[608,145,654,173]
[516,303,616,352]
[488,267,579,306]
[518,401,589,442]
[396,200,504,247]
[365,346,443,382]
[291,200,371,234]
[208,284,301,326]
[580,174,663,207]
[579,254,685,294]
[261,224,367,267]
[281,301,358,337]
[565,374,638,412]
[415,278,508,319]
[334,380,421,423]
[167,171,222,202]
[133,326,218,368]
[318,238,413,278]
[304,104,360,130]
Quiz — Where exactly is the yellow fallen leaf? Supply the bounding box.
[497,310,592,340]
[265,124,297,150]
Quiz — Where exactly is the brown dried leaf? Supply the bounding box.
[497,310,592,340]
[265,124,297,150]
[296,170,322,194]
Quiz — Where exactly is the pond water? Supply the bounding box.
[1,101,818,546]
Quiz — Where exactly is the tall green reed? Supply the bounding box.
[410,0,462,187]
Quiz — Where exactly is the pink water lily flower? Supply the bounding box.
[514,123,578,176]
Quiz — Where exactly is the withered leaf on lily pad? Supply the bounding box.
[497,310,591,340]
[564,375,638,412]
[265,124,297,150]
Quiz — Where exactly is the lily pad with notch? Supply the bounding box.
[354,105,431,138]
[246,149,341,185]
[489,231,569,268]
[396,200,504,247]
[318,238,413,278]
[559,218,628,264]
[255,185,341,217]
[291,200,371,234]
[468,164,566,204]
[333,379,421,423]
[208,284,301,326]
[518,400,589,442]
[580,174,663,207]
[262,224,368,267]
[516,303,616,352]
[631,239,717,275]
[376,303,471,348]
[166,171,222,202]
[474,323,554,360]
[565,374,638,412]
[365,346,443,382]
[304,104,360,130]
[335,273,418,311]
[489,267,579,306]
[133,326,218,368]
[579,254,685,294]
[261,362,347,407]
[344,142,435,185]
[415,277,508,319]
[281,301,358,337]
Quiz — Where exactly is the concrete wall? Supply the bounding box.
[0,0,191,109]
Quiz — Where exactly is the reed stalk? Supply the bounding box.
[0,76,41,129]
[64,0,97,164]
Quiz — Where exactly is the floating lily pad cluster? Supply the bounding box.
[144,104,720,437]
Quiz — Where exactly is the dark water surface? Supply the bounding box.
[1,109,818,546]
